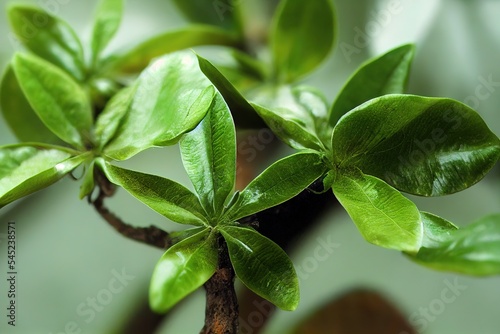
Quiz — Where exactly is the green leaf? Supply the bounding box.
[180,93,235,218]
[227,152,327,221]
[196,54,264,129]
[94,85,136,150]
[0,65,61,144]
[419,212,458,248]
[220,225,299,310]
[408,214,500,276]
[79,160,95,199]
[331,94,500,196]
[90,0,123,64]
[8,5,85,80]
[150,229,217,313]
[12,53,93,149]
[332,171,422,252]
[104,51,215,160]
[329,44,415,126]
[271,0,335,83]
[110,25,240,74]
[172,0,242,33]
[99,162,209,226]
[0,145,87,208]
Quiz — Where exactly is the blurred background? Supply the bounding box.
[0,0,499,333]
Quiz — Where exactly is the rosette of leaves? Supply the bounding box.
[196,45,500,276]
[98,88,327,312]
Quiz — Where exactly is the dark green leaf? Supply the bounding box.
[104,51,215,160]
[0,65,61,144]
[332,94,500,196]
[271,0,335,82]
[12,53,93,149]
[0,144,87,208]
[150,229,217,312]
[79,160,95,199]
[408,214,500,276]
[99,162,209,226]
[329,44,415,126]
[8,5,85,80]
[196,54,264,129]
[226,152,327,221]
[110,25,240,74]
[220,225,299,310]
[180,93,235,218]
[90,0,123,64]
[332,171,422,252]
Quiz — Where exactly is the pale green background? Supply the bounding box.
[0,0,499,333]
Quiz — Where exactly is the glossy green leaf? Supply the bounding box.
[104,51,215,160]
[100,162,208,226]
[332,171,422,252]
[150,229,217,313]
[220,225,299,310]
[419,212,458,248]
[12,53,93,149]
[79,160,95,199]
[196,54,264,129]
[329,44,415,126]
[95,85,136,150]
[0,145,87,208]
[180,93,235,217]
[332,94,500,196]
[110,26,240,74]
[0,65,61,144]
[251,86,332,151]
[172,0,242,33]
[408,214,500,275]
[227,152,327,221]
[8,5,85,80]
[90,0,123,64]
[271,0,335,83]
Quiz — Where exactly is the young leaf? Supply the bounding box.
[90,0,124,64]
[8,5,86,80]
[271,0,335,83]
[149,229,217,313]
[104,51,215,160]
[329,44,415,126]
[172,0,242,33]
[79,160,95,199]
[0,65,61,144]
[180,93,235,217]
[332,171,422,253]
[109,26,240,74]
[419,212,458,248]
[220,225,299,311]
[100,162,209,226]
[407,214,500,276]
[331,94,500,196]
[12,53,93,149]
[0,145,87,208]
[226,152,327,221]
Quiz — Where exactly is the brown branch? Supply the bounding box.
[201,236,239,334]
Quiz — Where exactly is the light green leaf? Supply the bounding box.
[329,44,415,126]
[332,95,500,196]
[180,93,235,218]
[220,225,299,311]
[227,152,327,221]
[104,51,215,160]
[79,160,95,200]
[419,212,458,248]
[0,145,87,208]
[12,53,93,149]
[90,0,123,64]
[150,229,217,313]
[332,171,422,252]
[0,65,61,144]
[408,214,500,276]
[271,0,335,83]
[95,85,136,150]
[8,5,85,80]
[100,162,208,226]
[110,25,240,74]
